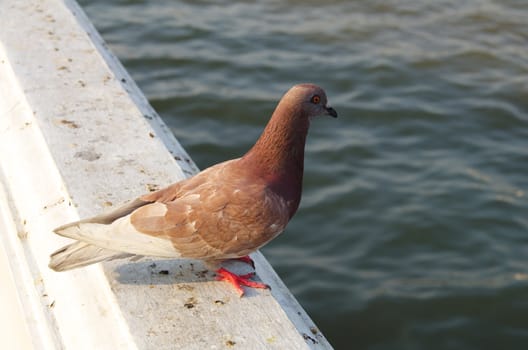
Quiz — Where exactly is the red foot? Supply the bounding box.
[234,255,255,269]
[215,267,270,297]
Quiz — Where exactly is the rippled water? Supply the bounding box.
[78,0,528,348]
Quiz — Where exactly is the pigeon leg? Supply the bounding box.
[233,255,255,269]
[215,267,270,297]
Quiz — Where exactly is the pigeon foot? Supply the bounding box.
[215,267,270,297]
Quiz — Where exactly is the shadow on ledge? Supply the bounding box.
[106,257,259,286]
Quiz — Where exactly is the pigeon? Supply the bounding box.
[49,83,337,296]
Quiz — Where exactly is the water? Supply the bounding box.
[77,0,528,348]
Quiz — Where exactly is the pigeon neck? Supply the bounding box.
[242,104,310,217]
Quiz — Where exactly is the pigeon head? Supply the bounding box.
[278,83,338,120]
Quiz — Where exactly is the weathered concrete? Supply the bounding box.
[0,0,331,349]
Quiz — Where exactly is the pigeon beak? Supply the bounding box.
[325,106,338,118]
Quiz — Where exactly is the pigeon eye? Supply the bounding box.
[310,95,321,104]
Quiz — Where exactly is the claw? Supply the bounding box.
[215,267,270,297]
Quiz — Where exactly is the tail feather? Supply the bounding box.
[49,241,134,271]
[49,200,179,271]
[49,197,151,271]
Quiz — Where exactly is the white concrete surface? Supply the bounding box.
[0,192,34,350]
[0,0,332,349]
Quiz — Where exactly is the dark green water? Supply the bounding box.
[78,0,528,348]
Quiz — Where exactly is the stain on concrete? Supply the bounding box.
[75,150,101,161]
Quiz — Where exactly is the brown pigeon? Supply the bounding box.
[49,83,337,296]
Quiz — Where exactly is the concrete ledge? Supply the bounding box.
[0,1,331,349]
